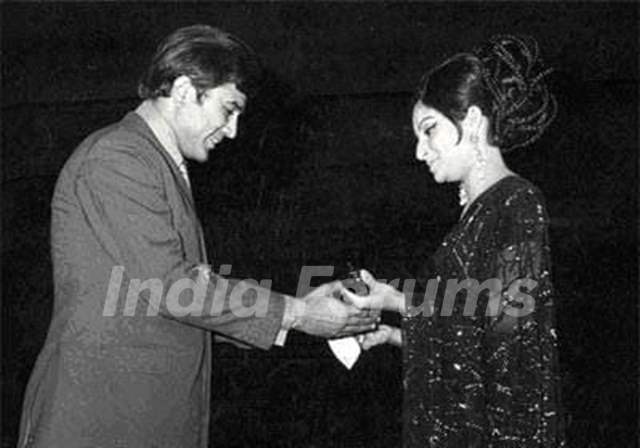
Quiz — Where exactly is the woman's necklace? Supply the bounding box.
[458,183,469,207]
[459,169,515,217]
[458,183,471,219]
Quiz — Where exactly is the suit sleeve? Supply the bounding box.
[74,142,285,349]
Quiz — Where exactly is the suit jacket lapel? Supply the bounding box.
[149,140,209,263]
[126,112,197,211]
[124,113,208,263]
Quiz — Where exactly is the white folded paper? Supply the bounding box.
[328,336,361,370]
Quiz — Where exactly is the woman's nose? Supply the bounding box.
[415,140,429,161]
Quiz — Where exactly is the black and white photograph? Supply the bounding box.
[2,2,638,447]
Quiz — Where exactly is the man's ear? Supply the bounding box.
[170,75,196,105]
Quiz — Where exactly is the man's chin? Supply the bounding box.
[194,148,211,163]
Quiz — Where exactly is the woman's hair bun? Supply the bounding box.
[473,34,557,152]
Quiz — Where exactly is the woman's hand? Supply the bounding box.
[358,324,402,349]
[341,269,406,313]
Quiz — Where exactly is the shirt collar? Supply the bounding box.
[135,100,185,170]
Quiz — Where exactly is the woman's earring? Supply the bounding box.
[478,161,486,182]
[475,146,486,183]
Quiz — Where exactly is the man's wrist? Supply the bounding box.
[275,295,298,347]
[282,295,305,331]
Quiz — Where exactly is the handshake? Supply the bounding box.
[290,269,404,353]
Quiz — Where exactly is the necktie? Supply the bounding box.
[178,160,191,189]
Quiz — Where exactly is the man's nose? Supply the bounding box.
[223,114,239,139]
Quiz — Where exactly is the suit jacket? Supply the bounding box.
[18,112,286,448]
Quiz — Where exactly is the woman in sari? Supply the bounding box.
[345,35,566,447]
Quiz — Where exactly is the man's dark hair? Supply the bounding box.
[138,24,263,101]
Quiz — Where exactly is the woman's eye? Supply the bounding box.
[423,124,435,136]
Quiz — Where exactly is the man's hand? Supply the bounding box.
[341,269,406,313]
[291,281,380,339]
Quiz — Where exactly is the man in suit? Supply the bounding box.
[18,24,377,448]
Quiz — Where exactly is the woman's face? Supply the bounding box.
[412,102,474,183]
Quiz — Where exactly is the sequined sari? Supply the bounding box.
[403,175,565,447]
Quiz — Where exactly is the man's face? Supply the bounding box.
[173,81,247,162]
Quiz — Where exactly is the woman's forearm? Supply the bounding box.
[384,291,407,314]
[390,327,403,346]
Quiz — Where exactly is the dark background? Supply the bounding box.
[2,2,638,447]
